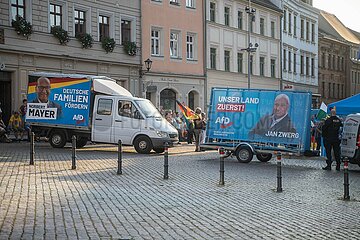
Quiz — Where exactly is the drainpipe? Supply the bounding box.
[203,0,207,112]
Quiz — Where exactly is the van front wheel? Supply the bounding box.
[134,136,153,154]
[235,146,253,163]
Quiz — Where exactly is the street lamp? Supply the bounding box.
[243,1,258,89]
[139,58,153,98]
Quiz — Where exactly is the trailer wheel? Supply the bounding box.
[153,147,165,153]
[76,137,88,148]
[49,131,66,148]
[134,136,153,154]
[256,153,272,162]
[235,146,253,163]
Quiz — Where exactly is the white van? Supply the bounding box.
[26,72,178,153]
[341,113,360,166]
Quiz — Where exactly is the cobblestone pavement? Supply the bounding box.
[0,142,360,240]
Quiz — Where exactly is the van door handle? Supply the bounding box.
[115,119,122,122]
[95,118,102,121]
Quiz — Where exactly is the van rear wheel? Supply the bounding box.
[49,131,66,148]
[235,146,253,163]
[134,136,153,154]
[256,153,272,162]
[153,147,165,153]
[76,137,88,148]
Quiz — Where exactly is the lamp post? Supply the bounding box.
[243,1,258,89]
[139,58,152,98]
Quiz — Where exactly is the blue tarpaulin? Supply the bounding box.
[328,93,360,116]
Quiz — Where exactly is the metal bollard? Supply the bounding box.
[163,142,169,180]
[276,151,282,193]
[117,139,122,175]
[71,135,77,170]
[343,158,350,201]
[29,132,35,165]
[219,148,225,185]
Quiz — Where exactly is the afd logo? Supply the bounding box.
[215,116,233,129]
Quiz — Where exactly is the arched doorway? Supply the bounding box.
[188,90,199,110]
[160,89,176,112]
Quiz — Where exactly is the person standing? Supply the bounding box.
[322,108,343,171]
[193,107,203,152]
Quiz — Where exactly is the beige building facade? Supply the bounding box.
[141,0,205,112]
[206,0,282,103]
[0,0,141,123]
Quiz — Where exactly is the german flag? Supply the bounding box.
[176,100,199,120]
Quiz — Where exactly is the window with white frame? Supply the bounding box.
[74,9,86,36]
[293,53,297,73]
[121,20,131,43]
[288,51,292,72]
[283,49,286,70]
[224,7,230,26]
[237,53,243,73]
[170,0,179,5]
[283,10,287,32]
[186,0,195,8]
[238,11,243,30]
[271,21,275,38]
[260,57,265,76]
[288,12,292,34]
[170,31,179,58]
[210,2,216,22]
[293,15,297,36]
[210,47,216,69]
[260,18,265,35]
[271,59,276,78]
[224,50,230,71]
[300,19,304,39]
[99,15,110,41]
[186,34,195,60]
[11,0,25,20]
[151,29,161,56]
[50,3,62,27]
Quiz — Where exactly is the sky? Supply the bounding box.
[313,0,360,33]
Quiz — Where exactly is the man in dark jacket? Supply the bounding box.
[322,108,343,170]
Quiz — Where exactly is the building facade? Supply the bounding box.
[318,10,360,104]
[141,0,205,112]
[0,0,141,123]
[271,0,319,102]
[206,0,282,103]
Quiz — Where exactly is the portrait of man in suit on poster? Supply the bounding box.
[249,94,296,138]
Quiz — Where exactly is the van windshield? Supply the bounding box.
[135,99,162,118]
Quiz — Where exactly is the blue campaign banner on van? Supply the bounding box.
[207,88,312,146]
[26,76,91,127]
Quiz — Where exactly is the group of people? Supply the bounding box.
[311,108,343,171]
[0,99,30,143]
[164,107,207,152]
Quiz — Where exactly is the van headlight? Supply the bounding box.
[156,130,168,138]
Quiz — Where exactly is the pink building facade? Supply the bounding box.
[141,0,205,112]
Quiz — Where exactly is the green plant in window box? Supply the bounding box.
[101,37,116,53]
[123,41,137,56]
[76,33,94,49]
[11,15,33,39]
[51,26,70,45]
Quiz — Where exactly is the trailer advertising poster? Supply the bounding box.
[26,75,91,127]
[207,88,312,146]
